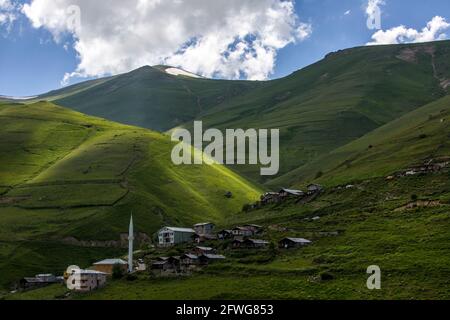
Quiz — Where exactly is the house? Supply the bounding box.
[19,274,61,290]
[193,222,215,235]
[244,224,263,234]
[198,254,226,265]
[92,258,128,275]
[180,254,199,267]
[261,192,280,204]
[307,184,323,194]
[151,260,171,271]
[279,237,312,249]
[232,226,254,237]
[243,239,270,248]
[158,227,196,247]
[66,269,107,292]
[193,233,217,243]
[217,229,233,240]
[192,246,216,255]
[232,239,269,249]
[279,188,304,198]
[136,259,146,272]
[151,256,182,274]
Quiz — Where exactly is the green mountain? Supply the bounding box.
[196,41,450,183]
[2,41,450,299]
[49,66,259,132]
[37,41,450,185]
[274,94,450,188]
[0,101,261,289]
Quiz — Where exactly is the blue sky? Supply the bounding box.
[1,0,449,97]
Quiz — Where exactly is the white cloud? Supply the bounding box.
[344,10,351,16]
[0,0,18,32]
[21,0,312,83]
[367,16,450,45]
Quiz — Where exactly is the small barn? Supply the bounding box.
[307,184,323,194]
[194,222,215,235]
[193,233,217,243]
[243,239,270,248]
[232,226,254,237]
[244,224,263,234]
[198,254,226,265]
[19,274,61,290]
[279,237,312,249]
[261,192,280,204]
[158,227,196,247]
[192,246,216,256]
[279,188,304,198]
[92,258,128,275]
[180,254,199,267]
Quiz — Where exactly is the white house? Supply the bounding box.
[158,227,196,247]
[66,268,107,292]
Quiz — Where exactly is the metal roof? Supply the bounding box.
[93,259,127,265]
[247,239,269,244]
[182,254,198,259]
[284,238,312,243]
[201,254,226,259]
[162,227,196,233]
[280,188,304,195]
[77,269,108,275]
[194,222,214,227]
[196,246,213,251]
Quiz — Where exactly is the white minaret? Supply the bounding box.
[128,214,134,273]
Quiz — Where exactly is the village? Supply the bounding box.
[16,186,321,294]
[13,156,450,295]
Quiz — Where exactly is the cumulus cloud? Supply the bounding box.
[367,16,450,45]
[21,0,312,84]
[0,0,18,32]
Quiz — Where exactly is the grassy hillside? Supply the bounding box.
[26,41,450,185]
[51,66,260,131]
[271,94,450,188]
[195,41,450,183]
[0,101,261,290]
[9,170,450,300]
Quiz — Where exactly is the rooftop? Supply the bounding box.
[284,237,312,243]
[163,227,196,233]
[194,222,214,227]
[93,259,127,265]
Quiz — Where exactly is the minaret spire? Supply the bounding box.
[128,214,134,273]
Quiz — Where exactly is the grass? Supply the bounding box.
[8,171,450,300]
[0,101,261,289]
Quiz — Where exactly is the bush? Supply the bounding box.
[126,274,138,281]
[315,171,323,179]
[411,194,418,202]
[320,271,335,281]
[112,264,125,279]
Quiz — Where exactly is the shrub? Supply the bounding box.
[112,264,125,279]
[411,194,418,202]
[126,274,138,281]
[320,271,335,281]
